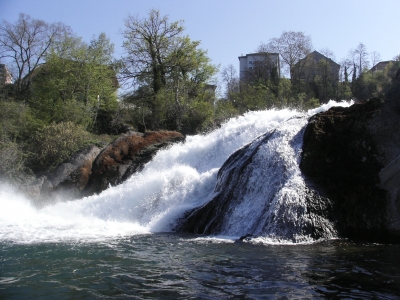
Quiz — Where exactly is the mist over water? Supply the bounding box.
[0,101,353,244]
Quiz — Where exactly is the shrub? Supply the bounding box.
[27,121,93,172]
[0,141,33,183]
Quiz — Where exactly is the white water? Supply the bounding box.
[0,101,353,244]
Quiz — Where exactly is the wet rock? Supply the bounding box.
[176,118,336,242]
[19,145,102,205]
[300,87,400,242]
[83,131,184,196]
[46,145,103,201]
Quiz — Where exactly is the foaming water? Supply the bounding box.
[0,101,353,244]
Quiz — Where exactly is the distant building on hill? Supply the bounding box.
[238,52,280,83]
[291,51,340,84]
[369,61,394,73]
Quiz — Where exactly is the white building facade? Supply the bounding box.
[238,52,280,82]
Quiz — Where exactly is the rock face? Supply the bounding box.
[20,145,102,205]
[176,117,337,242]
[83,131,184,196]
[177,81,400,243]
[300,88,400,242]
[20,131,184,204]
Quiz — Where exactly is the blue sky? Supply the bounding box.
[1,0,399,87]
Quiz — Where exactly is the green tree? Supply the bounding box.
[0,140,32,183]
[120,9,217,132]
[353,60,400,101]
[30,32,118,131]
[120,9,184,94]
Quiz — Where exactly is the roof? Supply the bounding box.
[370,61,394,72]
[295,50,340,67]
[238,52,279,59]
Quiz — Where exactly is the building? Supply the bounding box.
[291,51,340,84]
[238,52,280,83]
[0,64,13,89]
[370,61,394,73]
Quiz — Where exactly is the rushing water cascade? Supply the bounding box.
[0,101,352,244]
[176,115,337,242]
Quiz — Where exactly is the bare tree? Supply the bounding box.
[370,51,381,71]
[120,9,184,93]
[221,64,239,100]
[339,58,353,82]
[319,48,336,61]
[0,13,69,95]
[259,31,312,80]
[349,43,369,75]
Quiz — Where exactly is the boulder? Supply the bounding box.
[83,131,184,196]
[20,145,102,205]
[300,85,400,242]
[176,118,337,242]
[46,145,103,201]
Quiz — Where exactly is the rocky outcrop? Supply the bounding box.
[83,131,184,196]
[176,117,337,242]
[300,85,400,242]
[176,81,400,243]
[20,131,184,205]
[20,145,102,205]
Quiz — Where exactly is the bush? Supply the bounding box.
[214,99,239,125]
[181,100,215,134]
[27,121,93,172]
[0,141,33,183]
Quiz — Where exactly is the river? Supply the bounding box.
[1,235,400,299]
[1,101,399,299]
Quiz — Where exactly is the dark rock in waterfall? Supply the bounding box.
[83,131,184,197]
[20,145,102,205]
[300,80,400,242]
[176,117,337,242]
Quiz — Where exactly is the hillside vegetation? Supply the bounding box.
[0,11,399,185]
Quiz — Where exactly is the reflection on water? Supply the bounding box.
[1,234,399,299]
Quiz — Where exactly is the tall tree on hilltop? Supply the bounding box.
[120,9,217,131]
[258,31,312,80]
[0,13,70,96]
[370,51,381,72]
[120,9,184,93]
[349,43,369,76]
[221,64,239,101]
[351,63,357,93]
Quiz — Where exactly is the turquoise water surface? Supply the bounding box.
[1,234,400,299]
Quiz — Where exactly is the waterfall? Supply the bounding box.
[176,115,337,243]
[0,101,352,244]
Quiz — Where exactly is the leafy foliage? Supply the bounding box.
[0,141,33,183]
[26,121,94,172]
[120,9,218,133]
[1,11,399,183]
[30,32,119,131]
